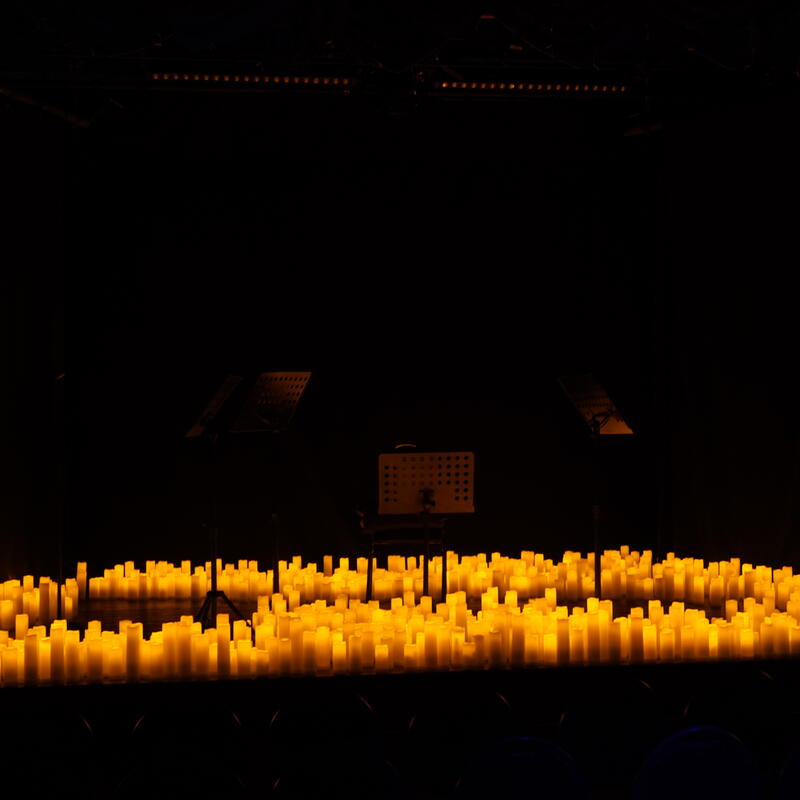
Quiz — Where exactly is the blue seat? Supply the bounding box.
[632,725,762,800]
[557,675,665,797]
[455,736,589,800]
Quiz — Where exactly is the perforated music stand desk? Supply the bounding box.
[361,451,475,602]
[557,374,633,438]
[186,371,311,628]
[558,374,633,600]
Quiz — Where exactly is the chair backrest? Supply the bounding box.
[632,725,763,800]
[455,736,589,800]
[776,741,800,799]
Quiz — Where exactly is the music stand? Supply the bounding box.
[361,451,475,603]
[186,371,311,629]
[558,373,633,600]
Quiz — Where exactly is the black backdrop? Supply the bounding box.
[2,83,797,581]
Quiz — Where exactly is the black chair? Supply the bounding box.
[632,725,763,800]
[113,704,249,798]
[776,740,800,799]
[454,736,589,800]
[268,686,404,800]
[357,510,448,602]
[0,708,99,796]
[401,683,516,797]
[272,746,405,800]
[557,674,667,799]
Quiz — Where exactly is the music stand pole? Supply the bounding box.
[209,526,219,621]
[590,415,605,600]
[558,375,634,601]
[193,435,252,630]
[441,539,447,603]
[421,489,434,598]
[272,512,280,596]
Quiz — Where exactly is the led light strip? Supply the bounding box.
[150,73,352,87]
[436,81,627,93]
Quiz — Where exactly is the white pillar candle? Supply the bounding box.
[415,631,427,670]
[302,630,316,675]
[189,632,208,678]
[556,617,570,665]
[76,563,88,599]
[0,599,14,630]
[126,623,142,681]
[314,627,331,675]
[642,622,657,661]
[15,613,28,641]
[175,622,192,679]
[629,612,644,663]
[106,644,124,682]
[1,645,20,685]
[38,578,51,623]
[64,630,81,682]
[277,638,291,676]
[50,624,66,683]
[87,637,103,682]
[254,649,269,677]
[24,631,40,684]
[332,639,347,674]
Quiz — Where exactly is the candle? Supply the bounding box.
[331,639,346,674]
[0,599,14,631]
[1,645,20,685]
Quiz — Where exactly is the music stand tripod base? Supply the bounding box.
[193,528,253,630]
[194,590,251,629]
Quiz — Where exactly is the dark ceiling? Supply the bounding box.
[1,3,798,578]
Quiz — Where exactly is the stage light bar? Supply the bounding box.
[149,72,353,90]
[434,80,628,94]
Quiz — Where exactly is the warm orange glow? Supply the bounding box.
[1,549,796,687]
[149,73,353,89]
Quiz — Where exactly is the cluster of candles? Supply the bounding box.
[1,556,799,686]
[84,548,800,612]
[0,575,81,629]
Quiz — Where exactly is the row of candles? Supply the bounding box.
[0,576,80,629]
[2,583,799,686]
[81,548,799,612]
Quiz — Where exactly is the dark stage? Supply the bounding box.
[1,3,799,798]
